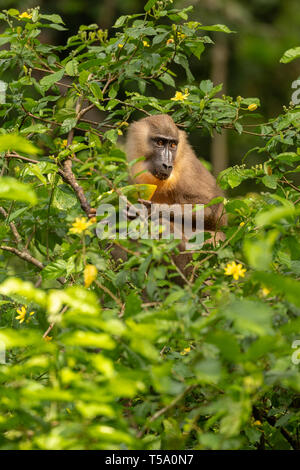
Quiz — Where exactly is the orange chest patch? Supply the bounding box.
[137,173,176,204]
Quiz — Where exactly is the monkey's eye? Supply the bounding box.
[156,139,164,147]
[169,142,177,149]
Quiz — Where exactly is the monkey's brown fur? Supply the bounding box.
[125,114,227,282]
[126,114,227,233]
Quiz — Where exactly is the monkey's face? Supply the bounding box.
[148,136,178,180]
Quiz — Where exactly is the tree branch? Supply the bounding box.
[0,207,22,244]
[253,405,300,450]
[0,245,44,269]
[137,384,197,438]
[5,153,39,164]
[58,162,91,216]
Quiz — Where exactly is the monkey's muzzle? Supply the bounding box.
[153,148,173,180]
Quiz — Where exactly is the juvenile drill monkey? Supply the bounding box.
[125,114,226,241]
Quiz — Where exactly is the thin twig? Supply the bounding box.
[0,245,44,269]
[137,384,197,438]
[0,207,22,244]
[5,153,39,164]
[253,405,300,450]
[43,305,68,338]
[58,98,91,216]
[95,279,122,307]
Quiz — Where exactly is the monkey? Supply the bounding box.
[126,114,226,235]
[90,114,226,281]
[125,114,227,280]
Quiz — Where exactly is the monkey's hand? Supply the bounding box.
[124,199,153,221]
[137,198,152,209]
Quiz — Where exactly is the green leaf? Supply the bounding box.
[252,271,300,308]
[280,46,300,64]
[195,358,221,384]
[206,331,240,361]
[159,73,175,88]
[48,23,67,31]
[53,186,77,211]
[221,299,274,336]
[275,152,300,165]
[188,42,205,60]
[125,292,142,317]
[98,184,157,205]
[90,82,103,100]
[40,68,65,90]
[0,133,40,154]
[204,197,224,207]
[40,14,64,24]
[144,0,157,12]
[32,9,39,22]
[7,9,19,17]
[113,15,128,28]
[65,59,78,76]
[0,329,44,348]
[104,129,118,144]
[42,260,67,280]
[0,35,10,46]
[243,230,278,270]
[246,336,279,361]
[24,163,47,186]
[0,177,37,205]
[200,79,213,94]
[61,331,115,349]
[255,206,295,226]
[198,24,235,34]
[234,121,243,134]
[0,278,47,306]
[261,175,278,189]
[48,286,100,316]
[61,117,77,133]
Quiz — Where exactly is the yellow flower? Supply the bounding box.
[117,129,123,136]
[16,306,26,323]
[62,139,68,147]
[166,38,174,45]
[171,90,189,102]
[69,217,93,234]
[89,217,97,224]
[120,121,129,127]
[262,287,270,297]
[253,420,262,426]
[143,40,150,47]
[239,221,245,227]
[118,44,124,48]
[19,12,32,19]
[248,103,258,111]
[16,306,34,324]
[44,335,52,342]
[224,261,246,280]
[84,264,98,288]
[177,32,185,40]
[180,347,191,356]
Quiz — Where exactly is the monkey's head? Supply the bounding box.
[144,114,179,180]
[126,114,180,183]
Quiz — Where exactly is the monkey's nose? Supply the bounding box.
[155,162,173,180]
[162,163,173,172]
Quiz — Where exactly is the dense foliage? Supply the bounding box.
[0,1,299,450]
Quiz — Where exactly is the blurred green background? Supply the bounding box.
[0,0,299,194]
